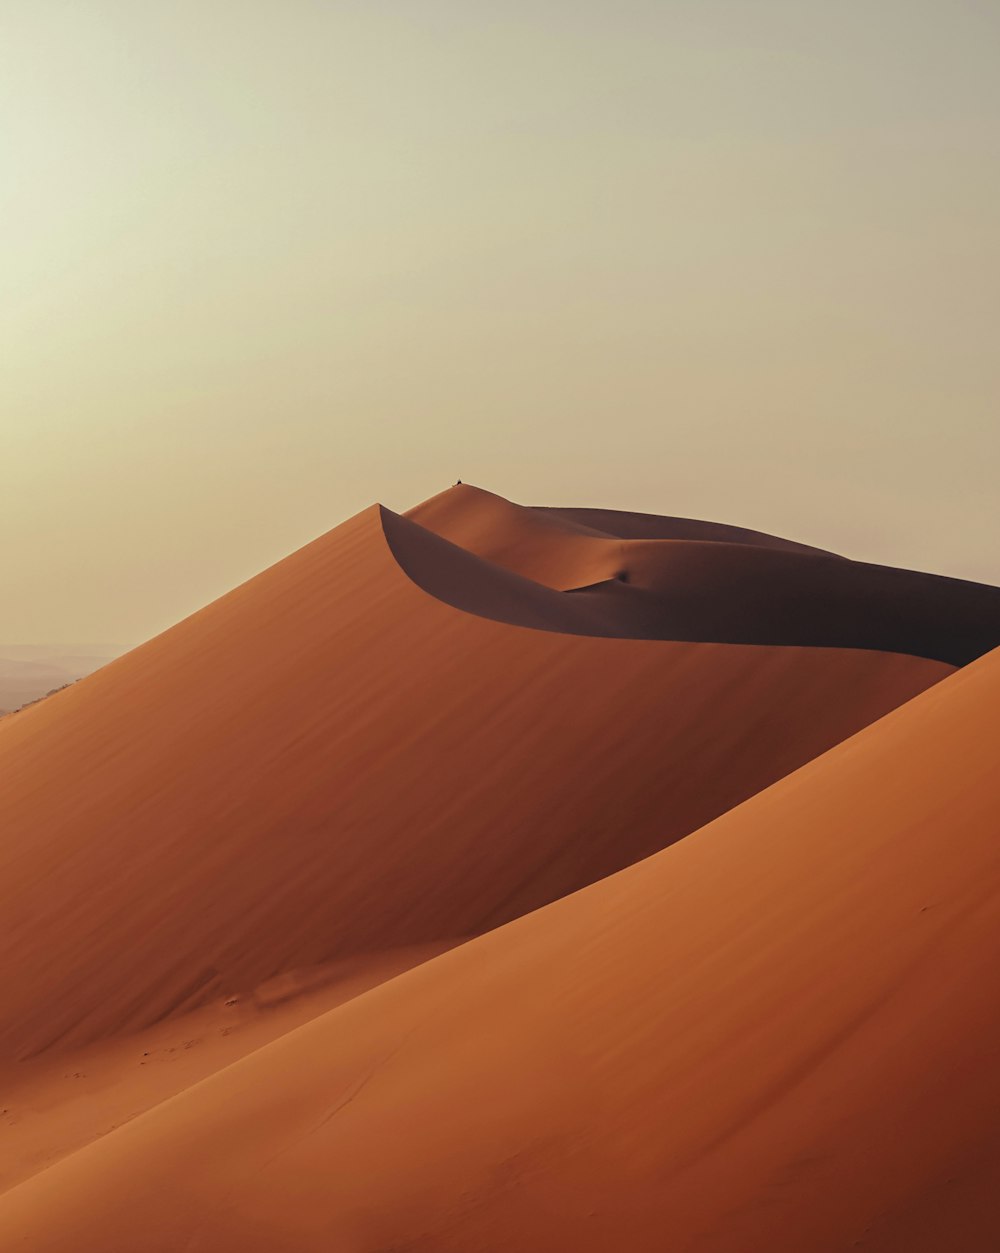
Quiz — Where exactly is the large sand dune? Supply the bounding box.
[407,485,1000,662]
[0,483,997,1248]
[0,496,951,1062]
[3,634,998,1251]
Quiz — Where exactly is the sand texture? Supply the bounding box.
[1,485,997,1251]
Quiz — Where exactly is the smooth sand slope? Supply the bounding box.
[4,645,998,1252]
[0,498,950,1063]
[407,485,1000,662]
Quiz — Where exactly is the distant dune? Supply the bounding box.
[0,485,998,1249]
[0,645,119,715]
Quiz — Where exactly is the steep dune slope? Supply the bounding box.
[407,485,1000,663]
[0,501,951,1062]
[5,648,998,1251]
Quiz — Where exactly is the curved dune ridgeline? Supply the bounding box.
[0,483,998,1250]
[406,485,1000,663]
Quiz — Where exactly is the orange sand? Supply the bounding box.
[1,484,997,1251]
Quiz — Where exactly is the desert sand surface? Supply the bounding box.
[0,484,997,1250]
[3,628,999,1252]
[0,941,454,1196]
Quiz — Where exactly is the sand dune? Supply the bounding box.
[410,482,838,562]
[405,483,835,590]
[0,498,949,1062]
[406,485,1000,662]
[2,635,999,1250]
[1,482,998,1249]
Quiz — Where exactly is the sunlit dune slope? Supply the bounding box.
[407,485,1000,663]
[0,499,950,1061]
[4,647,998,1252]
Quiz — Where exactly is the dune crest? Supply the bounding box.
[404,485,1000,662]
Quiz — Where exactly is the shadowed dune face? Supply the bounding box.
[2,645,999,1251]
[405,485,1000,663]
[0,500,951,1061]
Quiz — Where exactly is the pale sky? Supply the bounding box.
[3,1,998,648]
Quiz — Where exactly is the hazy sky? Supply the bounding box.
[3,1,998,647]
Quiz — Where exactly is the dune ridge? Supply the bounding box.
[405,485,1000,663]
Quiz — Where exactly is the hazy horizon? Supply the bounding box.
[4,1,999,648]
